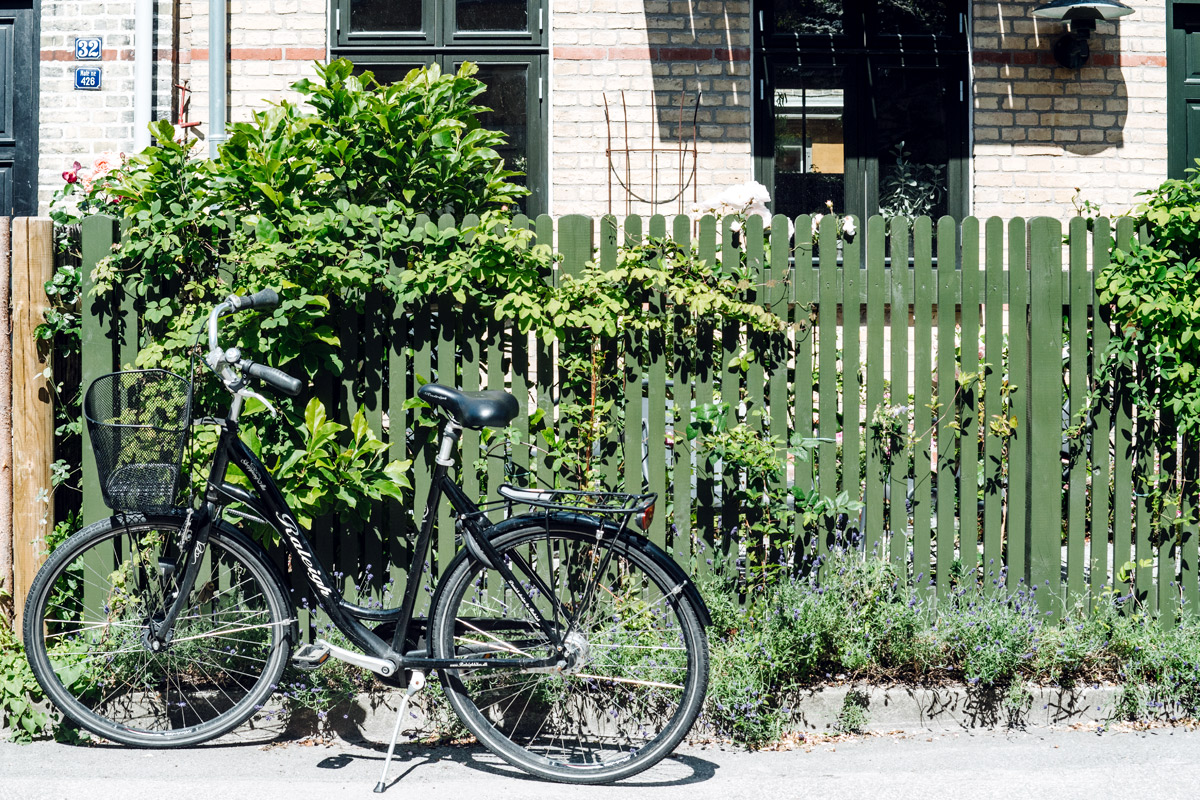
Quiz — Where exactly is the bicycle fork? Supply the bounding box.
[146,506,211,648]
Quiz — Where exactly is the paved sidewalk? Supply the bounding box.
[2,725,1199,800]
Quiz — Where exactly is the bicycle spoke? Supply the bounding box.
[30,521,287,744]
[436,526,705,779]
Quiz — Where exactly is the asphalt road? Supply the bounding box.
[2,725,1198,800]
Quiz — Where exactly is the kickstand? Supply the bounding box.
[373,671,426,793]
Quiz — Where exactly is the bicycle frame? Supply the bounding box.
[166,409,569,677]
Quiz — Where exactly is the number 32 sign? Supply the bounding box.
[75,36,103,60]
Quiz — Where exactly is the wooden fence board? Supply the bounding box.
[911,216,934,587]
[863,216,886,556]
[960,216,982,576]
[60,212,1200,620]
[673,214,694,560]
[1067,217,1090,604]
[694,214,718,567]
[1184,438,1199,615]
[1111,217,1136,601]
[622,214,645,511]
[1089,219,1113,602]
[11,218,55,630]
[1005,219,1030,595]
[793,215,816,557]
[935,217,959,595]
[840,219,862,546]
[1028,217,1063,615]
[982,217,1005,581]
[817,215,839,555]
[646,215,668,549]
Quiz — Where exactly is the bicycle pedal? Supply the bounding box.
[291,642,331,670]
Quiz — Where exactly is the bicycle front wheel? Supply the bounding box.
[431,521,709,784]
[23,512,293,746]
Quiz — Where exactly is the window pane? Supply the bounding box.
[458,62,529,210]
[872,66,951,220]
[772,66,845,219]
[353,62,428,85]
[876,0,959,36]
[457,0,528,32]
[774,0,843,35]
[350,0,422,33]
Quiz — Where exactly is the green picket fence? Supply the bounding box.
[75,212,1200,624]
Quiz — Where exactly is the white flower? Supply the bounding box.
[841,216,856,237]
[744,201,770,226]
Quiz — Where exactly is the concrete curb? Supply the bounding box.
[291,683,1134,744]
[2,683,1162,744]
[780,684,1121,733]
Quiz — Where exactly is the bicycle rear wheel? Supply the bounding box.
[431,520,709,784]
[23,512,293,746]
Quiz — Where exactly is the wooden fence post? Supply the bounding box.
[11,218,55,631]
[0,218,11,623]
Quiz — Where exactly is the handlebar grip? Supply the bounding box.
[243,361,304,397]
[230,288,280,312]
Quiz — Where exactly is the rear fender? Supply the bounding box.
[471,512,713,628]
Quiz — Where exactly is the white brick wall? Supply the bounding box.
[36,0,326,213]
[549,2,754,219]
[38,0,175,214]
[186,0,326,132]
[35,2,1170,223]
[970,0,1167,221]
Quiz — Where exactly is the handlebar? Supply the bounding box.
[241,359,304,397]
[230,288,280,312]
[204,289,303,398]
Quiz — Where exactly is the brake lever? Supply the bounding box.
[237,387,277,417]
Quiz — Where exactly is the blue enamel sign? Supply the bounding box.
[74,67,102,90]
[74,36,103,60]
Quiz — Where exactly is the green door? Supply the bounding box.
[1168,1,1200,178]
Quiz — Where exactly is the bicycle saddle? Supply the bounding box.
[417,384,520,429]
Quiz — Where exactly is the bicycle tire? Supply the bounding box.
[23,511,294,747]
[431,519,709,784]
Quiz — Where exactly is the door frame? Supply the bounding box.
[0,1,38,216]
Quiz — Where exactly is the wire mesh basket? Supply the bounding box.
[84,369,192,512]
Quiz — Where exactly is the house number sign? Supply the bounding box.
[74,36,103,90]
[74,36,103,60]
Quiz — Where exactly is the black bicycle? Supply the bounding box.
[23,289,710,788]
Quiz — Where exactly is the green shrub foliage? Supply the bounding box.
[1089,169,1200,530]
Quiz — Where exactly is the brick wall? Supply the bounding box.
[38,0,176,214]
[184,0,326,136]
[36,0,326,213]
[550,1,754,219]
[36,2,1170,222]
[971,0,1167,220]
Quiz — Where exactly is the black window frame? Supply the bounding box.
[754,0,970,223]
[330,0,547,216]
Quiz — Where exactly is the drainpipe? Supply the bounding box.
[133,0,153,151]
[208,0,227,157]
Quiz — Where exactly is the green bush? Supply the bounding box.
[1089,169,1200,528]
[0,627,50,742]
[701,546,1200,747]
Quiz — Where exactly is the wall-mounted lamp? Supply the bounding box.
[1032,0,1135,69]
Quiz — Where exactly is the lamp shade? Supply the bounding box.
[1030,0,1135,22]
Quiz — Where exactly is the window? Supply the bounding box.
[331,0,547,215]
[754,1,969,222]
